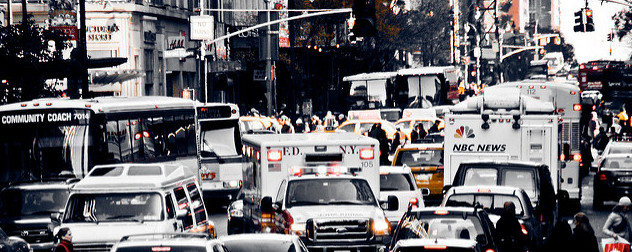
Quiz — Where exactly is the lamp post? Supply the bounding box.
[264,0,274,116]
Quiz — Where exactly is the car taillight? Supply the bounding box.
[573,153,582,162]
[360,148,374,160]
[521,223,528,235]
[485,249,496,252]
[437,165,444,171]
[599,173,608,181]
[409,197,418,208]
[424,245,447,250]
[267,150,282,162]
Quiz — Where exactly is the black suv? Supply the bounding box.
[389,206,498,252]
[445,160,557,239]
[0,178,78,252]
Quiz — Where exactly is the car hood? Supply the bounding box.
[62,222,172,244]
[286,205,383,223]
[0,215,54,230]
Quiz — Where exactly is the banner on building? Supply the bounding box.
[49,0,77,40]
[273,0,289,48]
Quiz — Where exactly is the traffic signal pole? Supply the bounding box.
[198,8,351,114]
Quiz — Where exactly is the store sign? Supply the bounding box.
[168,36,185,50]
[48,0,77,40]
[87,23,121,42]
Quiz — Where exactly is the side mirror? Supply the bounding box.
[420,188,431,196]
[50,212,61,222]
[274,202,283,213]
[387,195,399,211]
[261,196,273,213]
[442,185,452,195]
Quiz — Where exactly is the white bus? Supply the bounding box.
[195,102,243,203]
[0,96,198,185]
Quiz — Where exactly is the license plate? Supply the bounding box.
[619,177,632,182]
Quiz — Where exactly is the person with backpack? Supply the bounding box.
[54,227,73,252]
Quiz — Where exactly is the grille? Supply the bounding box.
[571,122,580,150]
[561,122,570,143]
[306,218,370,243]
[74,243,114,252]
[7,228,51,244]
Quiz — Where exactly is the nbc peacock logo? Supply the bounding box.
[454,126,475,138]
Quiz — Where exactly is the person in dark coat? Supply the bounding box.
[571,212,600,252]
[54,227,73,252]
[390,127,402,155]
[542,220,572,252]
[495,201,527,252]
[372,124,390,165]
[428,120,442,133]
[594,126,610,151]
[410,123,427,143]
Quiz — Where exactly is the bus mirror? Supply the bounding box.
[387,195,399,211]
[50,212,61,222]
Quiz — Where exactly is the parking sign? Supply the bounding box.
[190,15,214,41]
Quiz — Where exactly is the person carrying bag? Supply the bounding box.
[603,197,632,252]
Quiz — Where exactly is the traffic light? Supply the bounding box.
[585,8,595,32]
[573,9,584,32]
[352,0,376,37]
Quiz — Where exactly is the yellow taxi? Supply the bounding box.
[391,143,444,204]
[239,116,279,133]
[337,119,397,140]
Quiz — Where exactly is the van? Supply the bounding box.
[56,163,216,252]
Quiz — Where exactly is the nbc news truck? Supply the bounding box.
[240,133,397,251]
[443,89,570,208]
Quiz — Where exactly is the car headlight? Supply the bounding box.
[229,208,243,219]
[291,223,306,236]
[372,217,390,236]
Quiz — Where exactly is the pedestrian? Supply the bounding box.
[390,127,403,155]
[54,227,73,252]
[370,123,390,165]
[338,114,346,125]
[428,120,442,134]
[594,126,610,151]
[495,201,527,252]
[542,220,572,252]
[603,196,632,242]
[295,118,305,133]
[410,123,427,143]
[570,212,599,252]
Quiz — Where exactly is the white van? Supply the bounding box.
[56,163,216,251]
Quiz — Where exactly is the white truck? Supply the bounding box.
[240,133,397,251]
[443,89,564,201]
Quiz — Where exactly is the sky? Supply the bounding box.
[559,0,631,63]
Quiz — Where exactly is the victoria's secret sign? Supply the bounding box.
[87,23,120,41]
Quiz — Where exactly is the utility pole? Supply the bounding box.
[79,0,89,98]
[6,0,11,26]
[264,0,274,116]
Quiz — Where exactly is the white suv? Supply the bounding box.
[379,165,426,227]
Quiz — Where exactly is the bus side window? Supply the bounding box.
[165,193,175,219]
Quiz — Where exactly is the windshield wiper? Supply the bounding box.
[105,215,144,223]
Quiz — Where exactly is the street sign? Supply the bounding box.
[190,15,214,41]
[253,69,266,81]
[164,48,194,58]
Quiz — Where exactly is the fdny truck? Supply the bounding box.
[443,89,572,205]
[240,133,397,251]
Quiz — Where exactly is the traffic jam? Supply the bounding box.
[0,79,623,252]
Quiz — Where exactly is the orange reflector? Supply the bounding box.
[290,167,302,176]
[134,133,142,140]
[232,109,237,114]
[573,104,581,111]
[33,103,39,106]
[558,109,565,113]
[570,91,576,95]
[267,150,282,162]
[478,189,491,193]
[528,85,534,89]
[85,104,91,108]
[46,103,52,106]
[521,224,529,235]
[409,197,418,206]
[152,247,171,252]
[516,85,522,88]
[424,245,447,250]
[434,210,449,215]
[540,85,546,89]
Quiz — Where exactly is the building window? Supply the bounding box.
[145,49,154,88]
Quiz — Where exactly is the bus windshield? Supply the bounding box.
[0,109,91,182]
[199,119,241,157]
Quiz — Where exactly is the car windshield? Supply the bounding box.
[395,212,485,242]
[608,144,632,155]
[462,168,536,199]
[63,193,163,223]
[223,239,300,252]
[286,178,377,207]
[395,149,443,167]
[444,194,527,217]
[381,173,415,191]
[0,188,69,217]
[604,157,632,169]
